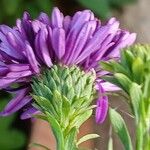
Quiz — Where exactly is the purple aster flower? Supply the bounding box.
[0,7,136,123]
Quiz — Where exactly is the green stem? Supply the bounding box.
[136,121,143,150]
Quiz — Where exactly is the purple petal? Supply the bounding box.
[100,82,121,91]
[66,20,97,65]
[52,28,65,59]
[71,10,94,29]
[75,21,119,64]
[0,78,17,88]
[6,70,32,78]
[0,89,31,116]
[32,20,46,33]
[21,107,40,119]
[63,10,94,63]
[8,64,30,72]
[0,66,9,76]
[96,97,108,123]
[25,42,40,73]
[96,85,108,123]
[106,32,136,58]
[91,34,115,62]
[38,29,53,67]
[51,7,63,28]
[38,12,50,24]
[63,16,71,33]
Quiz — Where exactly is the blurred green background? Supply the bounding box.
[0,0,136,25]
[0,0,136,149]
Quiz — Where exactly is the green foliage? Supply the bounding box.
[31,65,98,150]
[101,45,150,150]
[0,95,26,150]
[77,134,100,146]
[0,0,53,25]
[109,109,133,150]
[77,0,137,19]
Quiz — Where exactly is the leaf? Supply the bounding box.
[114,73,132,93]
[120,50,134,72]
[34,114,48,121]
[65,127,77,150]
[102,75,122,88]
[46,112,65,150]
[143,75,150,98]
[129,83,142,120]
[111,61,130,77]
[77,134,100,146]
[100,61,114,72]
[32,95,59,119]
[29,143,51,150]
[70,109,92,128]
[132,57,144,83]
[62,96,71,118]
[109,108,133,150]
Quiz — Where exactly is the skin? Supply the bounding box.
[28,118,94,150]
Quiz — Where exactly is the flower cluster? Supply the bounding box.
[0,7,136,123]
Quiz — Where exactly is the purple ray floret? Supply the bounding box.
[0,7,136,123]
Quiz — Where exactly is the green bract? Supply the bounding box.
[101,45,150,150]
[31,65,98,150]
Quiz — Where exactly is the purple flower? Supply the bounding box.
[0,7,136,123]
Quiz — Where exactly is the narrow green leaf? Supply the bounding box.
[109,108,133,150]
[77,134,100,146]
[111,61,130,77]
[100,61,114,72]
[62,96,71,126]
[121,50,134,73]
[129,83,142,120]
[132,57,144,83]
[102,75,122,88]
[32,95,59,119]
[143,75,150,98]
[115,73,132,93]
[34,114,48,121]
[70,109,92,128]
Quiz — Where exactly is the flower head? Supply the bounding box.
[0,7,136,123]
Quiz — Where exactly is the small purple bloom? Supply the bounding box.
[0,7,136,123]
